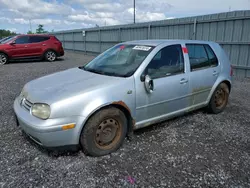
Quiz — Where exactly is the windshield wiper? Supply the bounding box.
[80,66,126,77]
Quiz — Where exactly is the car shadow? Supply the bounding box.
[8,58,65,64]
[133,108,206,135]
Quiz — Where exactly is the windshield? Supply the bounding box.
[82,44,154,77]
[1,36,16,44]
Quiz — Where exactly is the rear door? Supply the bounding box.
[29,36,50,57]
[186,43,220,106]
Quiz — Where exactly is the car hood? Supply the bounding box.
[24,67,124,104]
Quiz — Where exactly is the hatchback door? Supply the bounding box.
[135,44,190,125]
[185,44,220,106]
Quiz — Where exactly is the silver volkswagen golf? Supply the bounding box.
[14,40,232,156]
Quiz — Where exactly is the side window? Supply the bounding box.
[29,36,42,43]
[30,36,50,43]
[186,44,219,71]
[204,45,218,67]
[15,36,29,44]
[186,44,210,71]
[145,44,184,79]
[40,36,50,42]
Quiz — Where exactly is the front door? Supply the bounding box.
[185,44,220,106]
[10,36,30,58]
[135,44,190,126]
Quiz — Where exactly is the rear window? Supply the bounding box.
[186,44,218,71]
[29,36,50,43]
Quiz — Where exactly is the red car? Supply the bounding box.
[0,34,64,65]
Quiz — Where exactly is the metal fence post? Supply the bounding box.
[99,29,101,53]
[62,32,65,49]
[192,18,197,40]
[72,32,75,51]
[118,28,121,42]
[148,24,151,39]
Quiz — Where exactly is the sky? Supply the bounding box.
[0,0,249,34]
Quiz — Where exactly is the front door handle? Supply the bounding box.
[42,44,46,46]
[24,46,28,48]
[180,78,188,84]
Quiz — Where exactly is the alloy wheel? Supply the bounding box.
[46,51,56,62]
[0,54,7,65]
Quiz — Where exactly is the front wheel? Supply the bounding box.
[207,83,229,114]
[80,107,127,156]
[45,50,57,62]
[0,53,8,65]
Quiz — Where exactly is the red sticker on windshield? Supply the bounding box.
[120,45,125,50]
[182,47,188,54]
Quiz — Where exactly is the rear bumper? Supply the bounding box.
[14,97,85,147]
[58,49,64,57]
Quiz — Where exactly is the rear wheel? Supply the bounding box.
[45,50,57,62]
[207,83,229,114]
[80,107,127,156]
[0,53,8,65]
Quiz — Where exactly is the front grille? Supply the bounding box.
[22,98,33,111]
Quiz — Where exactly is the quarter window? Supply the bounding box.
[186,44,218,71]
[145,44,184,79]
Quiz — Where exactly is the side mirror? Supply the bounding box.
[144,75,154,93]
[10,41,16,45]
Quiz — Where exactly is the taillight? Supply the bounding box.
[230,65,233,76]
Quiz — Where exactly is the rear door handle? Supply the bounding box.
[24,46,28,48]
[42,44,46,46]
[180,78,188,84]
[213,71,219,76]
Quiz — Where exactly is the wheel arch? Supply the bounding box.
[43,48,58,57]
[78,102,134,144]
[222,80,231,93]
[207,79,232,104]
[0,51,9,58]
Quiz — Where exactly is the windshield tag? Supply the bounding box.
[133,46,151,51]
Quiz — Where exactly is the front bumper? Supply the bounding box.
[14,98,85,147]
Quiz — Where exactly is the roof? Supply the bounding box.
[16,34,53,37]
[123,39,217,46]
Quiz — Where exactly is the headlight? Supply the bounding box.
[31,103,51,120]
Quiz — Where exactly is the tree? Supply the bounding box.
[27,30,33,34]
[0,29,16,39]
[36,24,48,34]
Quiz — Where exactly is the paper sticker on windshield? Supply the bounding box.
[133,46,151,51]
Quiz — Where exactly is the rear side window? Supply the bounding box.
[29,36,50,43]
[186,44,218,71]
[204,45,218,67]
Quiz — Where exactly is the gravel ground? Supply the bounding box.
[0,51,250,188]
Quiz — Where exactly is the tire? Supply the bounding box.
[207,83,229,114]
[44,50,57,62]
[80,107,127,156]
[0,53,8,65]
